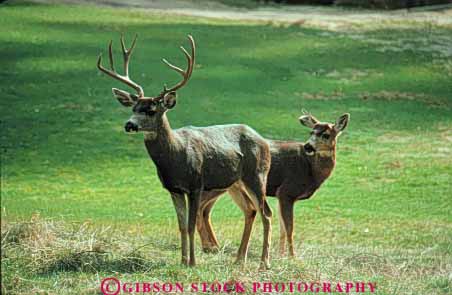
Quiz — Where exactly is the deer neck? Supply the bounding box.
[144,113,179,160]
[309,147,336,184]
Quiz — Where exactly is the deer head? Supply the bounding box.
[97,34,195,134]
[298,111,350,157]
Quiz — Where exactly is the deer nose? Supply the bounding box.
[125,121,139,133]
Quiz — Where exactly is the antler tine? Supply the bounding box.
[162,35,196,93]
[180,46,192,76]
[187,35,195,77]
[108,40,115,72]
[120,34,138,77]
[97,34,144,97]
[162,58,186,76]
[120,34,127,54]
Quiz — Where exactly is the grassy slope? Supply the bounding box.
[1,2,451,294]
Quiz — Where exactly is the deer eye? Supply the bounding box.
[145,108,156,116]
[321,133,330,140]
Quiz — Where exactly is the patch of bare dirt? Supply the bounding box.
[325,68,383,83]
[359,91,449,109]
[294,90,344,100]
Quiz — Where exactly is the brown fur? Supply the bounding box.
[197,113,349,257]
[143,117,273,267]
[97,35,273,268]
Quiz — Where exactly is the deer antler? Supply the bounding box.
[161,35,196,94]
[97,34,144,98]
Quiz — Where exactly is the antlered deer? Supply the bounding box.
[97,35,273,268]
[197,111,349,256]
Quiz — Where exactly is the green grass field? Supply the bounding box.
[1,1,451,294]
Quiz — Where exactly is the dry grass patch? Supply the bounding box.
[1,215,163,275]
[1,216,451,294]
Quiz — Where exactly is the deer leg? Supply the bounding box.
[229,184,256,264]
[260,199,273,269]
[187,190,201,267]
[202,198,221,252]
[171,193,188,265]
[197,199,212,252]
[197,196,221,253]
[236,208,257,264]
[242,179,272,270]
[280,198,295,257]
[278,199,287,256]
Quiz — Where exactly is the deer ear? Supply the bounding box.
[299,114,320,128]
[334,113,350,133]
[112,88,137,107]
[163,91,177,109]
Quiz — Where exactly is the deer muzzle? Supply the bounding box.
[125,121,139,133]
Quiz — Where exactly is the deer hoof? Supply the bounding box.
[259,261,271,271]
[181,258,189,266]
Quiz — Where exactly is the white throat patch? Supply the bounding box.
[305,150,315,156]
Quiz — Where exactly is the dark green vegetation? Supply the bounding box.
[217,0,452,9]
[1,2,451,294]
[333,0,451,9]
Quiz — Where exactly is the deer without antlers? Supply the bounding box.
[97,34,273,268]
[197,111,350,257]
